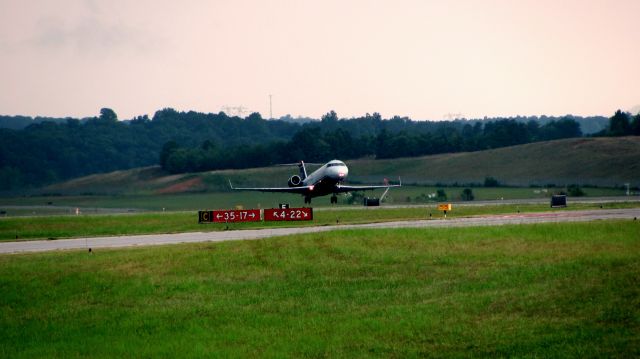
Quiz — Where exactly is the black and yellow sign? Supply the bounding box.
[199,211,214,223]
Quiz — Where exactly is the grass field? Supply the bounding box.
[2,136,634,218]
[2,202,640,241]
[1,221,638,357]
[349,136,640,187]
[33,137,640,199]
[0,185,629,215]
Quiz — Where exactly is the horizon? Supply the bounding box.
[2,1,639,120]
[0,107,623,122]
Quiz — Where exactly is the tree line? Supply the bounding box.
[0,107,637,190]
[0,108,298,190]
[596,110,640,137]
[160,111,585,173]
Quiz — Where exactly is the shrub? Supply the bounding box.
[461,188,475,201]
[484,177,500,187]
[567,185,585,197]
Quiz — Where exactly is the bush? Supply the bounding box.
[484,177,499,187]
[567,185,585,197]
[461,188,475,201]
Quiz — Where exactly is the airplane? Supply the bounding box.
[229,159,400,204]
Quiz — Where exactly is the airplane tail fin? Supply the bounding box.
[276,160,320,180]
[299,161,308,180]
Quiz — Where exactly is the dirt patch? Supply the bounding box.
[156,177,205,194]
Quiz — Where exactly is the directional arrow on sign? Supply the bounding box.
[263,207,312,222]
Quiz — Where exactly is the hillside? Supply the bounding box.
[2,107,617,190]
[350,136,640,187]
[41,137,640,195]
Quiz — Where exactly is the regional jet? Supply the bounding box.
[229,160,400,204]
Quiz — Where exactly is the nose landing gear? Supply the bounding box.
[330,195,338,204]
[304,196,312,204]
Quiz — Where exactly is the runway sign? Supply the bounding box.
[199,209,260,223]
[264,207,313,221]
[198,211,211,223]
[437,204,452,211]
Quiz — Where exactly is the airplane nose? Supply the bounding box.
[331,166,348,179]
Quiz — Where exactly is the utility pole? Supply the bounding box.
[269,94,273,120]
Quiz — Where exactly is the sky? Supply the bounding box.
[1,0,639,121]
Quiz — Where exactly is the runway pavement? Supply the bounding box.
[1,208,638,254]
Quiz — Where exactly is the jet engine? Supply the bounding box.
[288,175,302,187]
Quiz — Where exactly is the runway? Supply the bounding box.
[1,208,638,254]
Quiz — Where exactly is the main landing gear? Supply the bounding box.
[304,196,312,204]
[330,195,338,204]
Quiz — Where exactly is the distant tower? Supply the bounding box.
[269,94,273,120]
[221,105,249,117]
[444,113,464,120]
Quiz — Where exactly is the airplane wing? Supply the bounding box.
[334,182,401,193]
[229,181,313,194]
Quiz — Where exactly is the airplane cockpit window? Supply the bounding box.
[327,162,346,168]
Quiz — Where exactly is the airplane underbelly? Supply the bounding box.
[309,178,338,197]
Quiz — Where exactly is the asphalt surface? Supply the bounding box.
[1,207,638,254]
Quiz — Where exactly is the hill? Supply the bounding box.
[2,107,618,190]
[349,136,640,187]
[40,137,640,195]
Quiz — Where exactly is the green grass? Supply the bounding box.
[30,137,640,198]
[1,221,638,357]
[0,185,629,214]
[350,136,640,187]
[5,137,634,214]
[1,201,639,241]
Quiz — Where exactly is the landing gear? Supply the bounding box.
[304,196,311,205]
[330,195,338,204]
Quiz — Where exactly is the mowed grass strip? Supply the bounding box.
[0,185,626,212]
[1,221,639,357]
[1,201,639,241]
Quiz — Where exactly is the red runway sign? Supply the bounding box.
[264,207,313,221]
[199,209,260,223]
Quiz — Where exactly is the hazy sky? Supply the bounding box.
[1,0,639,120]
